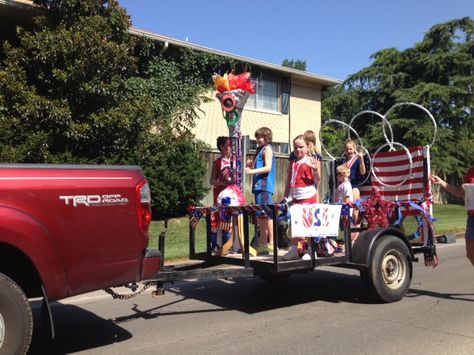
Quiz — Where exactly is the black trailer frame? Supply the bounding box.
[153,145,438,302]
[154,203,435,300]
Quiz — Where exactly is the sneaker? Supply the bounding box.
[256,245,269,256]
[267,244,278,254]
[282,248,299,261]
[302,252,317,261]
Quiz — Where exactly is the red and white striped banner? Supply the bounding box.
[359,146,430,202]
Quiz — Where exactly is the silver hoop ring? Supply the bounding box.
[384,102,437,148]
[371,142,413,187]
[353,145,372,187]
[320,119,365,161]
[349,110,394,150]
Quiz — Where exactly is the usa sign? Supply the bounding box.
[290,204,342,237]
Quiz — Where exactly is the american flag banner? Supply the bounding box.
[357,145,435,249]
[219,208,233,231]
[359,146,430,202]
[189,209,204,229]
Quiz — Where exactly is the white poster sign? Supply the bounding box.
[290,204,342,237]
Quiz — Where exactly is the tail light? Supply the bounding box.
[136,182,152,232]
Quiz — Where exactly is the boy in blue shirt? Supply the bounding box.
[245,127,276,255]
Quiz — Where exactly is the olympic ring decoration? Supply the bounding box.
[348,110,394,151]
[352,144,372,187]
[383,102,437,149]
[319,102,437,187]
[319,119,366,161]
[320,102,437,158]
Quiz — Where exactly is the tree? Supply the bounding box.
[0,0,210,218]
[322,17,474,184]
[0,0,148,163]
[282,58,307,71]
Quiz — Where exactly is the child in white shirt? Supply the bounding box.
[335,164,353,203]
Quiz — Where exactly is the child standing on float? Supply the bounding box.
[339,138,366,201]
[282,135,320,261]
[335,164,354,203]
[209,136,233,253]
[245,127,276,255]
[289,130,322,191]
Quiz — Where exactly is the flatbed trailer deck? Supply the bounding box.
[153,143,438,303]
[153,205,435,303]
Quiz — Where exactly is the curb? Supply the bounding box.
[435,232,464,244]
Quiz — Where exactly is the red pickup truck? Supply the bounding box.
[0,164,161,354]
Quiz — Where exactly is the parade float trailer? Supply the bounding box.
[149,76,439,304]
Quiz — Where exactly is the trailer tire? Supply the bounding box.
[362,236,412,303]
[0,273,33,355]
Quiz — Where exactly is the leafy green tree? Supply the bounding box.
[0,0,146,163]
[130,130,207,219]
[0,0,210,218]
[322,17,474,184]
[282,58,307,71]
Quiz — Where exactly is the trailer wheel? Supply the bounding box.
[362,236,412,303]
[0,273,33,355]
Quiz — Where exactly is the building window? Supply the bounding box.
[246,74,279,112]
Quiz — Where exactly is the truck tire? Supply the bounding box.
[0,273,33,355]
[361,236,412,303]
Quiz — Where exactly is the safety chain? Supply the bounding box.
[103,282,152,300]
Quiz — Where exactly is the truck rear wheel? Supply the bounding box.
[361,236,412,303]
[0,273,33,355]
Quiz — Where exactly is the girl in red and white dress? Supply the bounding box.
[282,135,320,260]
[209,137,233,253]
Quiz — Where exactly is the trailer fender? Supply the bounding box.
[352,227,414,267]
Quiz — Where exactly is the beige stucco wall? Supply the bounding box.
[193,80,322,151]
[193,92,290,149]
[289,79,322,152]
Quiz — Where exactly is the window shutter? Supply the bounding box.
[281,77,290,114]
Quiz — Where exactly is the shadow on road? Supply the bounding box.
[114,269,373,323]
[28,303,132,355]
[406,288,474,302]
[27,270,391,353]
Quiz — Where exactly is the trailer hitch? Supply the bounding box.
[103,282,152,300]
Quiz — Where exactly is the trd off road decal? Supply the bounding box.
[59,194,128,207]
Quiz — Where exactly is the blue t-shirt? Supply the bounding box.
[335,156,370,188]
[252,144,276,193]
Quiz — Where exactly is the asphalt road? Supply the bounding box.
[29,240,474,355]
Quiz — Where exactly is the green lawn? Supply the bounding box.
[432,204,466,235]
[149,218,207,261]
[149,204,467,261]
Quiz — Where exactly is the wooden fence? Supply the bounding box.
[200,151,332,206]
[199,150,451,206]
